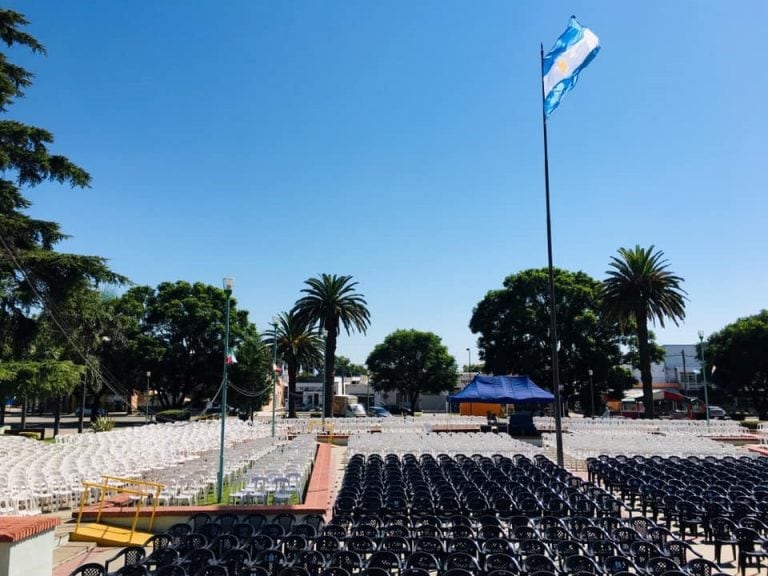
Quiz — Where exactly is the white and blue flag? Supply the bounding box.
[543,16,600,117]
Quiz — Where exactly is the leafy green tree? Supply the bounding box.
[705,310,768,418]
[602,245,687,419]
[263,311,323,418]
[470,268,625,405]
[108,281,269,409]
[0,11,125,420]
[293,274,371,417]
[0,360,82,432]
[366,329,457,411]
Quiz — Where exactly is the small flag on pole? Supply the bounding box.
[226,350,238,365]
[543,16,600,117]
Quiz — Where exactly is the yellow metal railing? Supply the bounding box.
[75,476,165,536]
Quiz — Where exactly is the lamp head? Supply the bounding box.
[588,369,593,376]
[223,277,234,291]
[698,330,704,340]
[146,371,151,378]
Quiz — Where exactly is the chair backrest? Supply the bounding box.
[686,558,721,576]
[484,553,520,573]
[603,555,636,575]
[644,556,680,576]
[523,554,558,574]
[68,563,106,576]
[405,551,441,571]
[366,550,401,571]
[153,565,187,576]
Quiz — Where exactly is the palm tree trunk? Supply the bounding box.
[288,361,298,419]
[324,324,338,418]
[636,308,655,419]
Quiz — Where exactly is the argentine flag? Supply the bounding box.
[543,16,600,117]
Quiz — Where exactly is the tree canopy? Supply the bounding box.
[263,311,323,418]
[366,329,456,411]
[705,310,768,418]
[602,245,686,418]
[470,268,626,407]
[0,9,125,418]
[293,274,370,417]
[106,281,270,410]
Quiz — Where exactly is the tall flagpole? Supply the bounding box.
[540,43,564,468]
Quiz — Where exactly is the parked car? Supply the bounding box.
[204,404,239,416]
[707,405,727,419]
[367,406,391,418]
[345,403,367,417]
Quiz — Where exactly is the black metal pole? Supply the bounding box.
[541,44,564,467]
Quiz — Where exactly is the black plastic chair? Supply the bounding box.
[522,554,558,575]
[179,548,215,575]
[709,517,738,564]
[327,551,364,574]
[195,565,228,576]
[153,566,187,576]
[69,564,106,576]
[197,523,223,543]
[602,555,637,575]
[291,550,326,576]
[441,569,474,576]
[644,556,681,576]
[105,545,146,575]
[484,552,520,573]
[113,565,149,576]
[442,552,481,573]
[365,550,401,573]
[629,541,664,572]
[735,527,768,576]
[685,558,723,576]
[189,512,212,531]
[665,539,702,566]
[562,555,601,575]
[221,548,251,576]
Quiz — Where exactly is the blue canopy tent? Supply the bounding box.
[449,375,555,404]
[449,375,554,436]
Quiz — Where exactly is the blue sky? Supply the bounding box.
[6,1,767,366]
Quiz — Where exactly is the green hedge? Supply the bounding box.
[740,419,760,431]
[156,409,191,423]
[18,431,41,440]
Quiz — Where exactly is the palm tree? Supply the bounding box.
[293,274,371,417]
[263,311,324,418]
[602,245,687,419]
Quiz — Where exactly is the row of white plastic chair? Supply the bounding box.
[542,429,747,460]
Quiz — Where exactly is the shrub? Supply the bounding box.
[18,431,41,440]
[740,419,760,431]
[155,409,190,423]
[90,416,115,432]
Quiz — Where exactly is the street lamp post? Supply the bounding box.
[699,330,710,431]
[271,318,278,438]
[466,348,471,375]
[588,369,595,417]
[145,371,151,424]
[217,277,233,503]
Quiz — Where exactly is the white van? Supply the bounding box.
[345,403,366,417]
